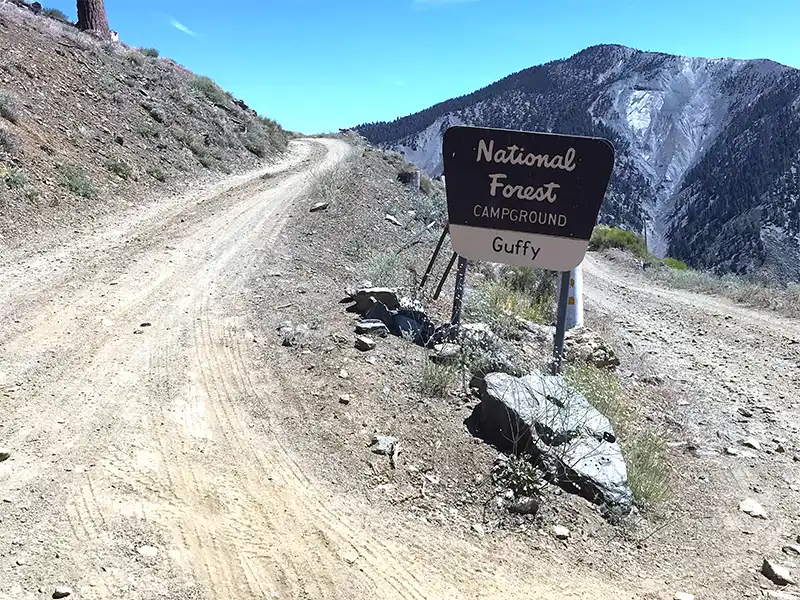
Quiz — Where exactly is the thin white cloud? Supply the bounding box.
[169,18,197,37]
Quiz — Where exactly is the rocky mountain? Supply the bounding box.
[356,45,800,280]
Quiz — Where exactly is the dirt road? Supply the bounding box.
[583,254,800,597]
[0,139,642,600]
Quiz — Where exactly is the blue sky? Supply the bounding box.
[47,0,800,133]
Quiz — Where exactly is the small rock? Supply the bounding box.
[742,437,762,451]
[355,320,389,338]
[508,497,539,515]
[385,214,402,227]
[471,523,485,535]
[16,557,27,566]
[137,545,158,557]
[740,498,767,519]
[0,448,10,462]
[762,557,796,586]
[310,202,329,212]
[764,590,800,599]
[338,369,349,379]
[674,593,695,600]
[738,407,754,418]
[430,343,461,364]
[53,586,73,599]
[133,329,144,335]
[778,444,787,453]
[338,394,352,405]
[725,446,740,456]
[140,322,152,328]
[552,526,570,540]
[783,545,800,556]
[370,435,397,456]
[354,336,377,352]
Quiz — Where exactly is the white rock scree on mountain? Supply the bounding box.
[356,44,800,281]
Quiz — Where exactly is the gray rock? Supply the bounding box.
[462,323,495,344]
[53,587,73,599]
[355,320,389,338]
[352,288,399,313]
[370,435,397,456]
[338,394,353,405]
[738,406,754,418]
[552,525,571,540]
[0,448,10,462]
[385,214,402,227]
[137,545,158,557]
[742,437,762,451]
[762,557,796,586]
[565,328,620,370]
[740,498,767,518]
[310,202,329,212]
[764,591,800,599]
[354,336,377,352]
[520,321,555,343]
[783,545,800,556]
[430,343,461,364]
[478,372,632,513]
[673,593,695,600]
[508,496,539,515]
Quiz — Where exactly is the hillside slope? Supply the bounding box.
[356,44,800,280]
[0,1,288,246]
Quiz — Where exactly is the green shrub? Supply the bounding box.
[662,257,688,270]
[419,361,456,398]
[242,130,268,157]
[589,225,648,257]
[58,165,96,198]
[126,52,145,67]
[4,168,27,189]
[366,251,402,287]
[43,8,70,23]
[190,76,231,109]
[140,48,160,58]
[420,173,434,196]
[0,126,16,154]
[0,90,20,124]
[566,364,670,508]
[146,167,167,182]
[141,102,167,124]
[107,158,133,180]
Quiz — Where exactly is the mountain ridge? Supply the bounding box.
[356,44,800,279]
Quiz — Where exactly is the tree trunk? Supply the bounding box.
[76,0,111,40]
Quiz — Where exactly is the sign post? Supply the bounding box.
[441,126,614,371]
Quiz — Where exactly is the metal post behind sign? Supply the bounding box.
[552,271,571,375]
[450,256,468,328]
[419,224,449,291]
[432,252,458,301]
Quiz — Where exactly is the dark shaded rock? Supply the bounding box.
[364,302,396,333]
[508,496,539,515]
[352,288,399,313]
[394,309,435,345]
[310,202,329,212]
[354,336,377,351]
[477,372,632,514]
